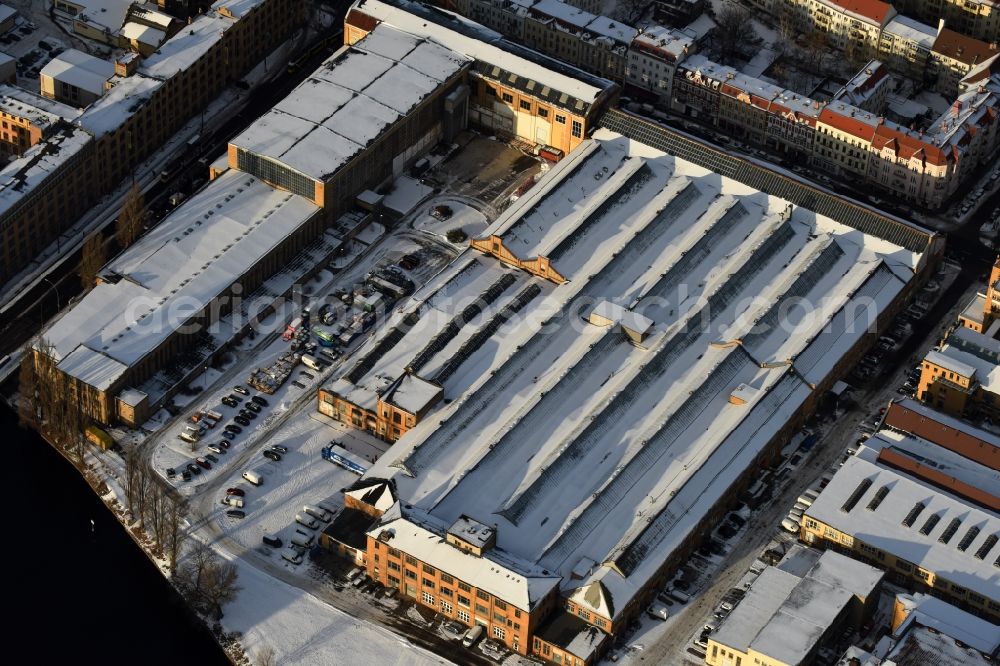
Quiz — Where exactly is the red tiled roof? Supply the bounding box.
[877,447,1000,512]
[883,401,1000,470]
[818,108,878,140]
[871,123,950,166]
[932,28,999,67]
[827,0,893,24]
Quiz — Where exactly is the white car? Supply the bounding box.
[781,517,800,533]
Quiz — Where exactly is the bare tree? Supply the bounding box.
[116,184,146,250]
[612,0,648,24]
[79,232,106,290]
[255,645,277,666]
[165,496,188,574]
[124,445,142,515]
[201,559,241,620]
[17,352,38,430]
[716,5,755,64]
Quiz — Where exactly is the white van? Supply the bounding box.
[781,517,800,533]
[303,504,332,522]
[222,496,244,508]
[290,532,314,549]
[797,490,819,507]
[301,354,322,371]
[462,625,484,648]
[242,470,263,486]
[281,549,303,565]
[788,507,804,521]
[669,589,692,604]
[295,513,319,530]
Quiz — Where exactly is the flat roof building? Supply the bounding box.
[39,49,114,108]
[802,454,1000,622]
[231,22,472,212]
[707,550,883,666]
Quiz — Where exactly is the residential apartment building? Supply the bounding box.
[831,59,892,112]
[877,15,937,79]
[801,454,1000,622]
[706,550,883,666]
[894,0,1000,41]
[625,24,693,101]
[930,26,1000,95]
[918,325,1000,418]
[672,50,999,209]
[523,0,636,82]
[785,0,897,58]
[450,0,535,35]
[0,84,81,156]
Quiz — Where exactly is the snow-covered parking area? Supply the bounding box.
[207,413,385,558]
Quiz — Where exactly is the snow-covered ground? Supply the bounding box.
[225,557,448,666]
[411,197,490,241]
[208,414,379,555]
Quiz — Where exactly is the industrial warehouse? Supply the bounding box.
[322,123,940,662]
[33,11,613,428]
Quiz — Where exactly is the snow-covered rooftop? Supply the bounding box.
[860,429,1000,495]
[895,592,1000,655]
[884,15,937,51]
[39,49,114,97]
[805,455,1000,598]
[230,23,470,182]
[926,337,1000,390]
[529,0,637,46]
[351,0,609,106]
[140,11,234,80]
[349,128,921,619]
[888,622,996,664]
[0,84,81,130]
[369,508,561,611]
[631,24,693,61]
[0,125,92,218]
[212,0,265,18]
[383,373,442,415]
[714,550,883,663]
[42,171,320,387]
[77,73,162,138]
[65,0,133,32]
[120,21,166,46]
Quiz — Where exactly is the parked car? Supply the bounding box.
[182,469,192,481]
[781,517,800,533]
[647,603,670,620]
[281,548,302,564]
[262,534,282,548]
[226,509,246,519]
[245,401,261,413]
[207,444,224,454]
[221,496,244,508]
[462,625,484,648]
[226,487,245,496]
[251,395,268,406]
[196,457,211,469]
[479,638,505,660]
[233,385,250,395]
[718,523,737,539]
[292,380,306,389]
[166,467,176,478]
[295,513,319,530]
[442,620,465,640]
[222,430,236,440]
[271,444,289,453]
[263,449,282,462]
[228,393,243,403]
[186,463,201,476]
[218,440,231,449]
[205,453,219,463]
[728,513,746,528]
[238,409,256,420]
[234,416,250,426]
[221,396,238,408]
[226,424,243,434]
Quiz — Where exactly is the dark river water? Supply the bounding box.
[3,405,228,664]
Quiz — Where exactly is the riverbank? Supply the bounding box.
[4,404,229,665]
